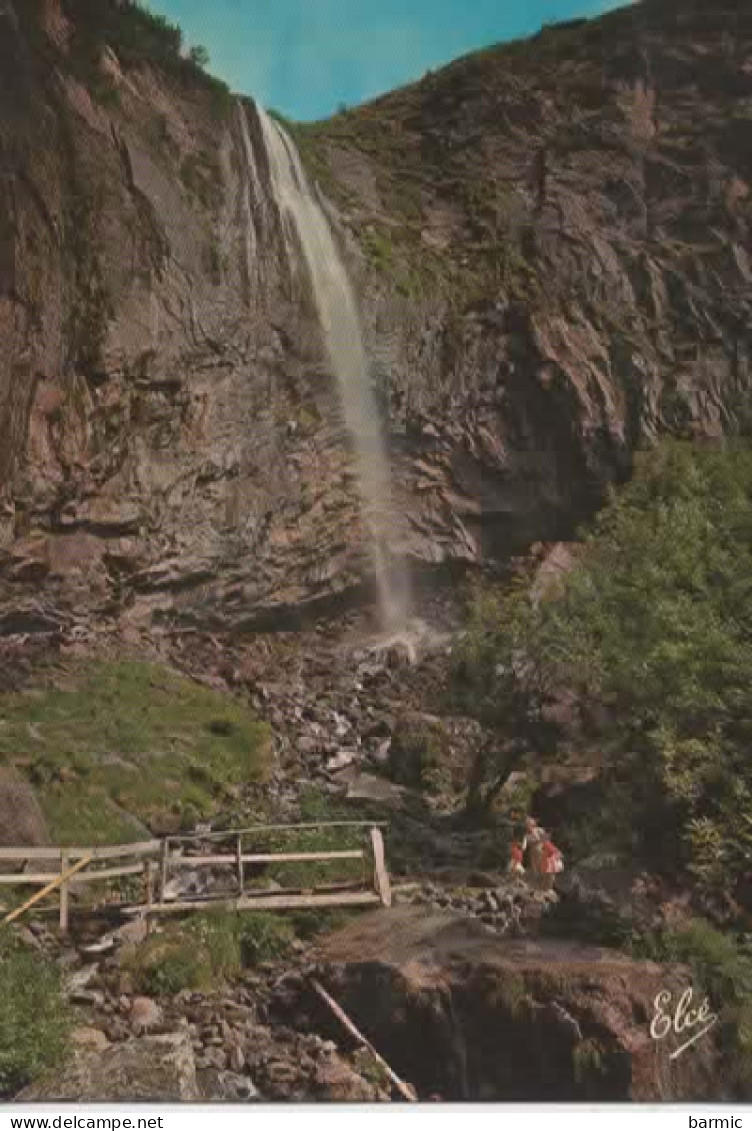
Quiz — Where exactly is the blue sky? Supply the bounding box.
[152,0,628,121]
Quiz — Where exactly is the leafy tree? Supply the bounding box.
[455,441,752,891]
[188,43,210,68]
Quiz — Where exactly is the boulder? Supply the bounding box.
[313,1053,380,1102]
[312,907,722,1102]
[70,1027,110,1054]
[20,1033,199,1102]
[197,1069,258,1102]
[0,768,49,846]
[129,996,163,1034]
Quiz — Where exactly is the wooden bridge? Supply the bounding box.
[0,821,392,934]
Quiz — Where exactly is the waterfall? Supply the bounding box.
[237,102,261,311]
[249,103,410,633]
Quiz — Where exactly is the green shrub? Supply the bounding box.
[455,441,752,891]
[0,933,71,1097]
[572,1038,605,1087]
[186,911,243,981]
[127,932,212,995]
[127,909,296,992]
[541,894,632,949]
[63,0,231,105]
[388,715,448,792]
[237,913,295,966]
[290,908,351,941]
[630,919,752,1096]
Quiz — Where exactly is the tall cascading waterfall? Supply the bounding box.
[247,102,411,634]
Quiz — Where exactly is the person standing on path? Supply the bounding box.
[521,815,547,886]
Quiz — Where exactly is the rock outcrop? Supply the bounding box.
[20,1032,200,1102]
[310,907,723,1101]
[1,0,751,633]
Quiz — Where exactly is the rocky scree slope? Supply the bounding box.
[1,0,752,637]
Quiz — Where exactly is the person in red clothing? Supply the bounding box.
[508,841,525,876]
[541,839,564,890]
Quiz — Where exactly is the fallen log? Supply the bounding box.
[310,977,417,1102]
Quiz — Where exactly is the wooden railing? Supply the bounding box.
[0,823,391,933]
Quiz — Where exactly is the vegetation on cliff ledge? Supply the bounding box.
[61,0,231,109]
[455,441,752,896]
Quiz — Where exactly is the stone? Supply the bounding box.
[129,997,163,1034]
[313,1054,377,1102]
[70,1027,110,1054]
[198,1068,259,1102]
[326,749,358,773]
[197,1047,227,1071]
[70,989,106,1008]
[20,1033,200,1102]
[66,964,100,995]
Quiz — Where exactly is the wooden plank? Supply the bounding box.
[370,828,392,908]
[310,979,417,1102]
[167,820,387,843]
[171,850,365,867]
[0,841,159,862]
[0,862,147,885]
[0,873,66,885]
[147,891,382,915]
[1,854,93,928]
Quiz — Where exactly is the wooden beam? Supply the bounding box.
[167,820,387,843]
[170,850,365,867]
[148,890,381,915]
[0,862,150,886]
[1,854,93,928]
[370,828,392,907]
[310,979,417,1102]
[0,841,159,862]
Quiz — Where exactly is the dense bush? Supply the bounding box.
[455,442,752,891]
[630,919,752,1096]
[237,912,295,966]
[128,910,296,994]
[388,714,448,791]
[128,931,212,994]
[0,933,71,1097]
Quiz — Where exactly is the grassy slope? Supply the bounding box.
[0,661,271,843]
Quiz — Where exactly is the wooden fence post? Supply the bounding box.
[370,828,392,907]
[158,839,169,904]
[59,851,69,934]
[144,860,153,907]
[236,834,244,895]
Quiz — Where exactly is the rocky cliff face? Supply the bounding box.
[1,0,751,636]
